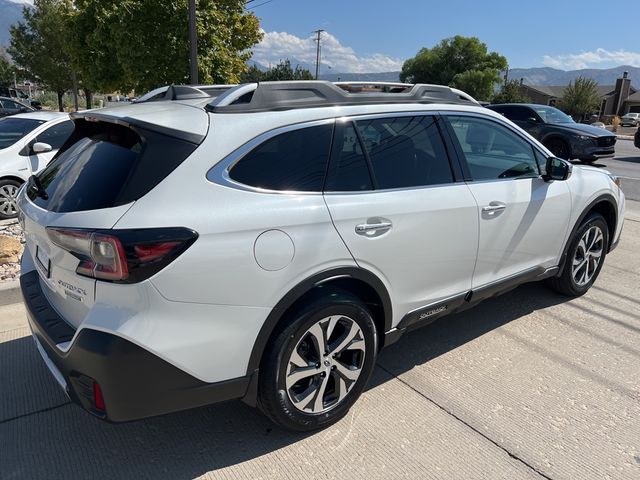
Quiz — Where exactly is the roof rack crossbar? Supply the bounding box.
[205,81,478,113]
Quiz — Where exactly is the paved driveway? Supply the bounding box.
[1,204,639,480]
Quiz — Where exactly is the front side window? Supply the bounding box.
[36,120,74,150]
[229,124,333,192]
[352,115,453,190]
[447,115,540,181]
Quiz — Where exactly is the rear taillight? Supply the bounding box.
[47,227,198,283]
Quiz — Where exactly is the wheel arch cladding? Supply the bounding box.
[245,267,392,376]
[559,194,617,275]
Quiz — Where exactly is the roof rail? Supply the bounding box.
[134,84,236,103]
[206,81,478,113]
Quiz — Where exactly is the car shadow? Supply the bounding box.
[1,282,568,479]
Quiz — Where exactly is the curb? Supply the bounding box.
[0,278,21,307]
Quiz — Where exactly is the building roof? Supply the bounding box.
[625,90,640,102]
[523,84,617,98]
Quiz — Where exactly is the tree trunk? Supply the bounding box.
[57,91,64,112]
[84,89,92,110]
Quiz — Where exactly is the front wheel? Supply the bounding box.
[258,289,378,431]
[0,179,22,220]
[545,138,571,160]
[548,213,608,296]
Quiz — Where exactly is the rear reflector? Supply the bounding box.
[47,227,198,283]
[93,381,106,412]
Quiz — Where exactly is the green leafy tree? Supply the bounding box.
[241,64,266,82]
[8,0,74,111]
[557,77,601,120]
[68,0,262,94]
[262,60,314,81]
[400,35,508,101]
[0,55,15,86]
[492,79,531,104]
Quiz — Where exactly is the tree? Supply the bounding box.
[557,77,601,120]
[242,59,314,82]
[400,36,508,101]
[492,79,531,104]
[8,0,74,111]
[0,56,15,86]
[68,0,262,94]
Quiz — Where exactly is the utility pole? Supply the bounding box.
[314,29,324,80]
[189,0,198,85]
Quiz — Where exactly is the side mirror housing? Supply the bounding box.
[544,157,572,182]
[32,142,53,154]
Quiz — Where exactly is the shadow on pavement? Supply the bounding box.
[1,282,568,479]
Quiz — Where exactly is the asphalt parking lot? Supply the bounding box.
[1,150,639,480]
[586,136,640,201]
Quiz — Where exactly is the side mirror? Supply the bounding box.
[32,142,53,154]
[19,107,29,113]
[544,157,572,182]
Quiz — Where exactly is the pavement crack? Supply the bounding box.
[0,402,71,426]
[377,363,554,480]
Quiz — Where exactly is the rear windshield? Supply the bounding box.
[0,118,46,149]
[28,119,199,212]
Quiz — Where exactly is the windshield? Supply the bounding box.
[531,105,575,124]
[0,117,46,149]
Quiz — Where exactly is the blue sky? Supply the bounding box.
[249,0,638,72]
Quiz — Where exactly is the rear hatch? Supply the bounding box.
[19,103,208,329]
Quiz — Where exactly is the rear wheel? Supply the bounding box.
[545,138,571,160]
[258,289,377,431]
[548,213,608,296]
[0,179,22,220]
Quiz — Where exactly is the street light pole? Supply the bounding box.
[189,0,198,85]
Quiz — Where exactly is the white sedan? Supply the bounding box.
[0,111,73,219]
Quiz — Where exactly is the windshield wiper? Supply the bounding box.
[29,175,48,200]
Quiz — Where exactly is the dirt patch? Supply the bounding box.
[0,221,24,282]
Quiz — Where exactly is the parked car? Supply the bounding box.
[635,125,640,148]
[0,86,42,110]
[0,111,73,219]
[487,103,617,163]
[0,96,34,118]
[620,112,640,127]
[19,82,624,431]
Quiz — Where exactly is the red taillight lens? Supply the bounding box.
[93,381,106,412]
[47,227,198,283]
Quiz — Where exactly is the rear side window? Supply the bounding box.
[354,115,453,190]
[35,120,74,150]
[229,124,333,192]
[28,120,198,212]
[0,118,45,149]
[325,122,373,191]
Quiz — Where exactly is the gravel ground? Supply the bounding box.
[0,220,24,283]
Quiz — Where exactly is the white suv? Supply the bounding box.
[18,82,625,431]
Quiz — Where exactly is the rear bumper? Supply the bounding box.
[21,270,250,422]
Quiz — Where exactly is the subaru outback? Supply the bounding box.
[18,81,625,431]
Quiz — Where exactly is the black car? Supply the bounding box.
[635,126,639,149]
[0,96,34,117]
[487,103,616,163]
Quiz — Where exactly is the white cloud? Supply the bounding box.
[251,30,403,73]
[542,48,640,70]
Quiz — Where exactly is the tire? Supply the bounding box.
[258,288,378,431]
[544,138,571,160]
[547,213,609,297]
[0,179,22,220]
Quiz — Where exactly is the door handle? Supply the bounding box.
[482,202,507,215]
[355,221,392,236]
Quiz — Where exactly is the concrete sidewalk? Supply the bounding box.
[1,204,639,479]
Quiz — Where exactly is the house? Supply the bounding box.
[519,72,639,116]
